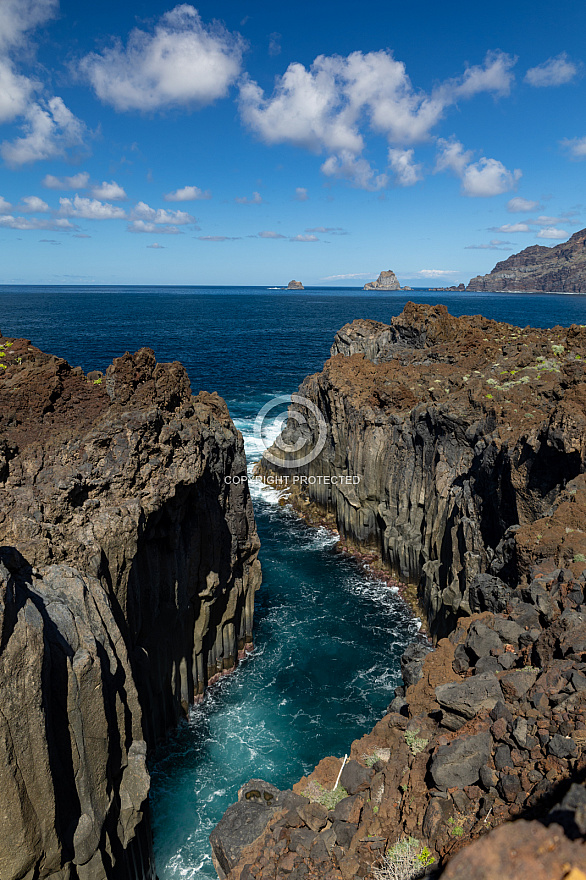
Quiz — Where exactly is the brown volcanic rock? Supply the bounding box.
[467,227,586,292]
[263,302,586,637]
[0,332,261,878]
[0,551,152,880]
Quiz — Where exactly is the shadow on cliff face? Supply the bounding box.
[0,546,154,880]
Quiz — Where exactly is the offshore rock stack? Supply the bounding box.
[0,332,261,879]
[213,304,586,879]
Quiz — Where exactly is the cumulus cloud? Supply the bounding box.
[91,180,127,201]
[388,147,422,186]
[525,53,579,87]
[489,222,532,233]
[20,195,49,212]
[1,97,88,166]
[436,138,521,197]
[130,201,196,225]
[163,185,211,201]
[0,214,74,231]
[507,196,541,213]
[321,151,388,190]
[128,221,183,234]
[235,191,263,204]
[80,4,244,112]
[59,195,126,220]
[294,187,308,201]
[561,136,586,159]
[465,239,512,250]
[536,227,567,239]
[42,172,90,190]
[290,233,319,242]
[0,196,13,213]
[258,230,286,238]
[239,49,515,189]
[0,1,59,123]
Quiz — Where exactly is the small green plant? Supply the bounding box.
[448,819,464,838]
[302,780,348,810]
[405,730,429,755]
[93,377,103,385]
[374,837,434,880]
[16,356,22,364]
[552,344,565,356]
[372,804,379,814]
[573,553,586,563]
[485,393,493,399]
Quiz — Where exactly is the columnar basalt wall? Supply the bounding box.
[0,333,261,878]
[262,304,586,639]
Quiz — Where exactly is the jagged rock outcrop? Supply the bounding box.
[287,280,304,290]
[363,270,401,290]
[212,562,586,880]
[0,550,152,880]
[467,227,586,292]
[0,331,261,878]
[261,303,586,639]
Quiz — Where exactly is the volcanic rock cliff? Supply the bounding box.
[262,303,586,639]
[363,270,401,291]
[211,303,586,879]
[467,227,586,292]
[0,332,261,879]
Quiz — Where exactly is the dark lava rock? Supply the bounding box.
[469,574,512,614]
[339,760,374,795]
[548,734,578,759]
[431,732,493,789]
[436,673,502,719]
[466,622,503,659]
[400,641,433,687]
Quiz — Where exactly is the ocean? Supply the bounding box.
[1,285,585,878]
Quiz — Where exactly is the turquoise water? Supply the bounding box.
[1,286,585,878]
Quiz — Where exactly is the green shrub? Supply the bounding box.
[302,780,348,810]
[405,730,428,755]
[374,837,435,880]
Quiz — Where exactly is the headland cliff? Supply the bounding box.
[0,332,261,880]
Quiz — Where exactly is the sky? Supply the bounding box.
[0,0,585,286]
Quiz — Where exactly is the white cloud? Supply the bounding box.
[239,50,515,189]
[258,230,286,239]
[489,222,532,233]
[197,235,241,241]
[0,196,12,213]
[128,221,183,234]
[294,187,308,201]
[91,180,127,201]
[525,53,579,87]
[235,191,263,204]
[0,214,74,231]
[436,138,521,197]
[20,195,49,212]
[388,147,422,186]
[80,4,244,112]
[536,227,567,239]
[1,97,88,166]
[530,214,568,226]
[290,233,319,242]
[415,269,458,278]
[306,226,347,234]
[561,136,586,159]
[0,0,58,52]
[322,272,373,280]
[507,196,541,212]
[465,239,512,250]
[59,195,126,220]
[42,172,90,190]
[130,201,196,225]
[147,242,165,249]
[321,151,388,190]
[268,32,281,57]
[0,60,38,123]
[163,185,211,201]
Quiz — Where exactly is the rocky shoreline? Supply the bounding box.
[0,331,261,880]
[212,304,586,879]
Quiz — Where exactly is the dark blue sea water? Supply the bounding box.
[1,286,585,878]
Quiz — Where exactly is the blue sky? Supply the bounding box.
[0,0,585,286]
